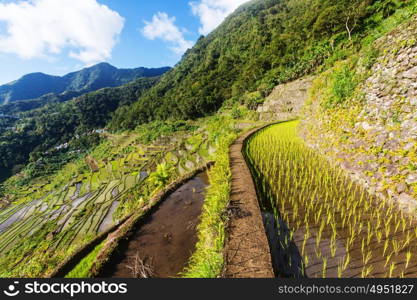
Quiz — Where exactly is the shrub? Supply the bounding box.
[231,104,242,119]
[149,163,171,189]
[242,91,265,110]
[324,64,358,108]
[362,46,380,70]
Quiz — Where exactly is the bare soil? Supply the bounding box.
[224,128,275,278]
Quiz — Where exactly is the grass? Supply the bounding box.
[303,3,417,203]
[326,63,358,107]
[65,241,105,278]
[0,118,220,278]
[0,115,242,278]
[244,120,417,278]
[182,118,239,278]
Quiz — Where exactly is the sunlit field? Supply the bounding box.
[245,121,417,278]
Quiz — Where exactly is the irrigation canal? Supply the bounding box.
[101,172,209,278]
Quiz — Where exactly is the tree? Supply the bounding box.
[0,184,5,198]
[344,0,370,41]
[149,163,171,189]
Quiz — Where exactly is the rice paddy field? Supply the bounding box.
[244,120,417,278]
[0,127,216,277]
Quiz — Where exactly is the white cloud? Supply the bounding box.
[0,0,124,64]
[190,0,249,35]
[142,12,193,55]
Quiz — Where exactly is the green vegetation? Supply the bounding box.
[245,121,417,278]
[65,242,105,278]
[109,0,411,130]
[0,63,169,106]
[1,0,417,279]
[183,117,239,278]
[0,76,163,183]
[303,0,417,202]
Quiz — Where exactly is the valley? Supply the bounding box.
[0,116,227,277]
[1,0,417,280]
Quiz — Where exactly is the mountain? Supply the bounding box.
[0,63,171,105]
[0,75,165,180]
[109,0,408,130]
[0,0,416,279]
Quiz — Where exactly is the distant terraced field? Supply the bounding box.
[0,125,217,277]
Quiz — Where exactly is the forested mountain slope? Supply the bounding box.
[0,76,163,182]
[0,63,170,105]
[110,0,410,130]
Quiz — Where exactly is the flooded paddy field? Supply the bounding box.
[0,131,215,277]
[101,172,209,278]
[244,121,417,278]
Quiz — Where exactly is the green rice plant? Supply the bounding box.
[389,263,396,278]
[343,253,350,271]
[65,241,104,278]
[383,240,389,257]
[316,220,326,248]
[376,231,382,243]
[337,262,344,278]
[361,265,374,278]
[245,121,417,278]
[406,251,412,269]
[385,253,393,267]
[300,263,305,276]
[366,230,373,246]
[363,251,372,266]
[302,230,310,256]
[394,220,401,234]
[322,257,327,278]
[392,240,401,255]
[347,234,355,248]
[315,247,322,260]
[331,223,337,238]
[384,224,391,239]
[375,215,381,230]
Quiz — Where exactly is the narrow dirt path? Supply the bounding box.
[224,127,274,278]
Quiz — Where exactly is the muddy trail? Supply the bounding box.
[224,126,275,278]
[101,172,209,278]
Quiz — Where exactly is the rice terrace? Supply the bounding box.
[245,121,417,278]
[1,0,417,285]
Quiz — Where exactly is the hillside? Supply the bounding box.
[301,12,417,212]
[0,76,164,183]
[109,0,410,130]
[0,63,170,105]
[1,0,417,279]
[0,116,235,277]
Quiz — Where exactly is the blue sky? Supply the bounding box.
[0,0,249,84]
